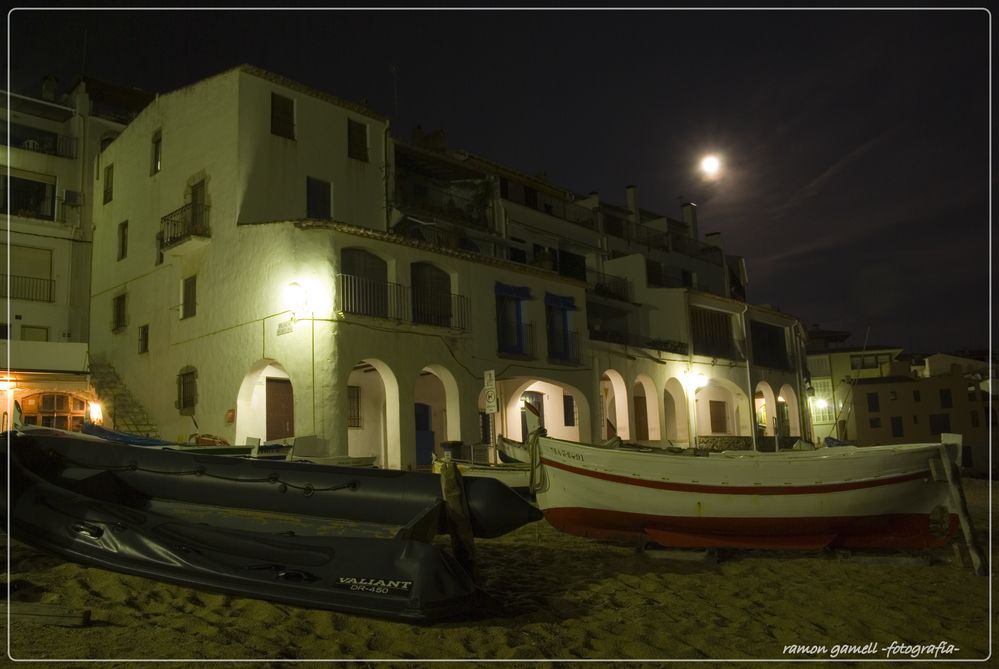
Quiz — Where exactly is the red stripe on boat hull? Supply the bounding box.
[543,507,960,550]
[540,457,931,495]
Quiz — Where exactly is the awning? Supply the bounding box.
[544,293,577,310]
[495,282,532,300]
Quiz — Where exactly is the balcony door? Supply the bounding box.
[341,248,388,318]
[411,262,451,326]
[266,377,294,440]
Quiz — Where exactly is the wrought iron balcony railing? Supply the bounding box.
[160,203,210,250]
[1,274,55,302]
[498,321,535,357]
[2,123,77,159]
[336,274,470,330]
[586,268,630,301]
[588,328,689,355]
[548,329,580,364]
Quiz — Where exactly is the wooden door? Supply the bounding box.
[266,377,294,440]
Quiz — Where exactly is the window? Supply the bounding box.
[888,391,897,401]
[155,232,164,265]
[709,400,729,433]
[117,221,128,260]
[181,275,197,319]
[271,93,295,139]
[866,392,880,413]
[929,413,951,435]
[939,388,953,409]
[112,293,127,331]
[913,390,921,402]
[545,293,576,362]
[563,394,576,427]
[347,118,368,161]
[850,355,880,370]
[19,392,88,431]
[811,379,835,423]
[495,283,532,356]
[693,308,736,359]
[103,164,113,203]
[177,367,197,414]
[869,417,882,429]
[21,325,48,341]
[891,416,903,437]
[138,324,149,354]
[0,324,7,339]
[347,385,361,427]
[306,177,331,219]
[151,131,162,174]
[2,172,56,220]
[970,410,980,428]
[2,244,54,301]
[750,320,789,369]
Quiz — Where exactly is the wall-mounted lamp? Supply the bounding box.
[89,401,104,424]
[680,370,708,393]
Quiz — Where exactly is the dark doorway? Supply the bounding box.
[266,377,294,440]
[520,390,545,439]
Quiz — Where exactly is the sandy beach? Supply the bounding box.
[3,478,992,665]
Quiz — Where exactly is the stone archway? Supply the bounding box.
[633,374,661,442]
[778,383,802,437]
[664,376,689,445]
[346,358,401,468]
[413,364,461,465]
[235,359,292,444]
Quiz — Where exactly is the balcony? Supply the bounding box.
[1,274,55,302]
[586,268,630,301]
[394,180,493,230]
[2,122,77,159]
[336,274,470,330]
[498,321,535,357]
[589,328,688,355]
[548,329,580,364]
[160,203,210,255]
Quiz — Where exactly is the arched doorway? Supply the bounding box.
[235,360,293,444]
[497,377,590,443]
[346,358,401,468]
[664,377,689,445]
[600,369,629,440]
[694,377,753,449]
[633,374,660,442]
[778,383,802,437]
[413,364,460,466]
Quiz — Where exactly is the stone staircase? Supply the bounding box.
[88,360,160,437]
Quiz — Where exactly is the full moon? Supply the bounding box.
[701,155,721,176]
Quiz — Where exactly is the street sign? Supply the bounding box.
[484,369,497,414]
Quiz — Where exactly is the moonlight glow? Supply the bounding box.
[701,155,721,177]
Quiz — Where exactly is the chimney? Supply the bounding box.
[41,75,58,101]
[681,202,698,240]
[625,185,639,223]
[704,231,724,252]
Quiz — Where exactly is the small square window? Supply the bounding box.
[271,93,295,139]
[888,391,897,401]
[869,417,881,429]
[347,119,368,162]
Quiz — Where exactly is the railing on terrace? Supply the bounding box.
[412,287,470,330]
[394,181,493,230]
[2,123,77,159]
[586,268,631,301]
[548,329,580,364]
[588,328,688,355]
[498,321,535,357]
[336,274,470,330]
[603,218,724,267]
[502,189,598,230]
[1,275,55,302]
[160,203,210,250]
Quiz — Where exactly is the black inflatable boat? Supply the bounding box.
[3,427,542,622]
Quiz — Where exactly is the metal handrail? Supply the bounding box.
[160,203,211,249]
[1,275,55,302]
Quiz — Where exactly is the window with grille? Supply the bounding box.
[692,307,735,359]
[347,119,368,161]
[177,367,197,414]
[112,293,127,331]
[138,324,149,354]
[891,416,904,437]
[151,131,162,174]
[347,385,361,427]
[271,93,295,139]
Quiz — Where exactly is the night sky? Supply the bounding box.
[8,9,991,354]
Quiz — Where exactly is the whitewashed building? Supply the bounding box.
[89,64,809,469]
[2,77,151,430]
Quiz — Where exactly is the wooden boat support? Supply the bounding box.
[2,428,543,622]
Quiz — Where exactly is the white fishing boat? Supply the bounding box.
[504,409,968,551]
